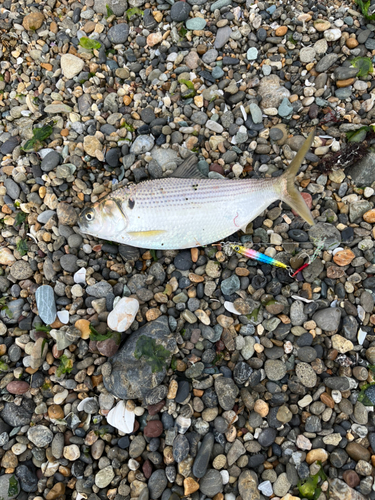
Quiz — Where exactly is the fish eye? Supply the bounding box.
[85,210,95,222]
[234,246,239,251]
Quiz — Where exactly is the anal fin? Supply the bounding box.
[127,230,167,239]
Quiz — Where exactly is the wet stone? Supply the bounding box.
[264,360,286,381]
[148,470,167,499]
[108,23,129,44]
[200,469,223,497]
[170,2,191,21]
[214,377,239,410]
[173,434,190,462]
[41,151,61,172]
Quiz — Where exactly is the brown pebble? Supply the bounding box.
[191,248,199,263]
[333,249,355,266]
[275,26,288,36]
[144,420,163,437]
[146,308,162,321]
[336,78,356,88]
[346,442,371,462]
[342,470,360,488]
[23,12,44,30]
[364,209,375,223]
[148,400,165,416]
[49,22,58,33]
[320,393,334,408]
[6,381,30,395]
[326,265,345,279]
[184,477,199,495]
[1,450,18,468]
[189,272,204,282]
[45,483,66,500]
[197,44,207,55]
[48,404,64,420]
[56,202,78,226]
[346,38,358,48]
[142,459,153,478]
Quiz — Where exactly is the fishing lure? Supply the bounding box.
[228,244,289,269]
[224,241,326,279]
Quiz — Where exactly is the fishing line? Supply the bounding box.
[214,238,333,280]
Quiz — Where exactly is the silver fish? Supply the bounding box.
[78,129,315,250]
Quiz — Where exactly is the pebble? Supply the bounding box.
[107,23,129,43]
[60,54,84,79]
[215,27,232,49]
[28,425,53,447]
[186,18,206,30]
[35,285,57,325]
[200,469,223,497]
[107,297,139,332]
[171,2,191,21]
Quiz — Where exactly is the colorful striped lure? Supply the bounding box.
[229,244,289,269]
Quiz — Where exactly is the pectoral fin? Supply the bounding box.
[127,230,167,238]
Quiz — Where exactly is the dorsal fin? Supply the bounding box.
[170,155,206,179]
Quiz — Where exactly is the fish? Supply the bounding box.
[77,129,315,250]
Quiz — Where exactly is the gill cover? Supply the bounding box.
[79,198,128,238]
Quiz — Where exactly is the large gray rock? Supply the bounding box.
[1,401,34,426]
[348,152,375,186]
[103,316,177,400]
[0,474,20,500]
[313,307,341,332]
[308,222,341,250]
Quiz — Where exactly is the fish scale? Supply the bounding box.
[78,129,316,250]
[114,177,278,249]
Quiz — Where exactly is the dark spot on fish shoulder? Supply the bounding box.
[192,184,198,191]
[128,198,135,209]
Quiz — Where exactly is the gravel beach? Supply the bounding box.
[1,0,375,499]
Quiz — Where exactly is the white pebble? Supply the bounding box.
[220,470,229,485]
[107,401,135,434]
[54,389,69,404]
[331,390,342,404]
[358,328,367,346]
[71,284,84,297]
[57,310,69,324]
[298,395,312,407]
[128,459,140,470]
[324,28,341,41]
[270,233,282,245]
[258,481,273,497]
[12,443,27,455]
[264,247,276,258]
[107,297,139,333]
[74,267,87,284]
[354,80,368,92]
[232,164,243,178]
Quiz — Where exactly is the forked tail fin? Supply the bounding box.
[274,128,315,225]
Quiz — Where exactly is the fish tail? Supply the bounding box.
[273,128,315,226]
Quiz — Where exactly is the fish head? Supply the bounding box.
[78,198,127,239]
